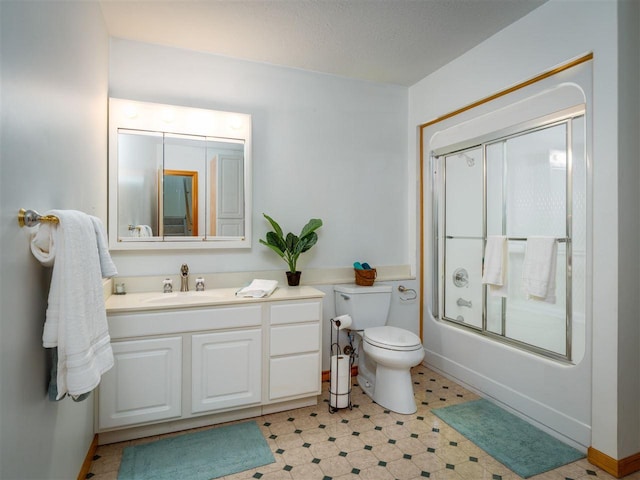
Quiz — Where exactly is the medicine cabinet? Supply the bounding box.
[108,98,252,250]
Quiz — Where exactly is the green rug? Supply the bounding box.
[432,399,585,478]
[118,421,275,480]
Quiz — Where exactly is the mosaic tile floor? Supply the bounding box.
[88,364,638,480]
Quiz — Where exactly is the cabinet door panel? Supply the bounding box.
[270,323,320,356]
[270,301,320,325]
[192,329,261,413]
[98,337,182,429]
[269,352,320,400]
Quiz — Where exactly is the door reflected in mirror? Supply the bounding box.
[109,98,252,250]
[163,170,198,237]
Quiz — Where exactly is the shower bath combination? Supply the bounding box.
[432,108,587,363]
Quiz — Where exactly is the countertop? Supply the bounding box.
[105,286,325,313]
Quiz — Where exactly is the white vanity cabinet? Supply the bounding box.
[99,287,323,444]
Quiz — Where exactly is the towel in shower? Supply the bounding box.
[235,279,278,298]
[482,236,508,297]
[30,210,116,400]
[132,225,152,237]
[521,236,557,303]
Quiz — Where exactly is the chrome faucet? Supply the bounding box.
[180,263,189,292]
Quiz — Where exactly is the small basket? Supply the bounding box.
[354,268,377,286]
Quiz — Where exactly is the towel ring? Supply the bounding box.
[18,209,59,228]
[398,285,417,301]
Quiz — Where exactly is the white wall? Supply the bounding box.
[410,0,631,457]
[615,0,640,460]
[108,39,419,372]
[0,2,109,478]
[109,38,410,278]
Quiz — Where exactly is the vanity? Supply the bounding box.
[98,287,324,444]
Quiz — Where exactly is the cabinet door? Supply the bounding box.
[191,329,261,414]
[98,337,182,429]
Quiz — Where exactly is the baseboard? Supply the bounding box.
[588,447,640,478]
[321,366,358,383]
[77,434,98,480]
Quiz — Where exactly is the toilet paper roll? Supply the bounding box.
[330,354,351,409]
[333,314,352,330]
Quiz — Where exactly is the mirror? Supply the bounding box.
[108,98,251,249]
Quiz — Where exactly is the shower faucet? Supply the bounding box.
[456,298,472,308]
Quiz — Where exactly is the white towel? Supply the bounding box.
[482,236,508,297]
[30,210,115,399]
[90,216,118,278]
[235,279,278,298]
[521,236,557,303]
[131,225,152,237]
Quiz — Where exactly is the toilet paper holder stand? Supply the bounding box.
[328,316,354,413]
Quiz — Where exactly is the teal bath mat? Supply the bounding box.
[432,399,584,478]
[118,421,275,480]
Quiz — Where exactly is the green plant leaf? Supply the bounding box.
[299,232,318,253]
[263,213,283,239]
[264,231,286,252]
[259,238,285,258]
[285,232,298,253]
[299,218,323,240]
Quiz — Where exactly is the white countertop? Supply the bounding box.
[105,286,325,313]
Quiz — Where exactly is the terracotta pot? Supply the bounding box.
[286,271,301,286]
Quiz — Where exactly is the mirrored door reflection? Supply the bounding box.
[163,170,198,236]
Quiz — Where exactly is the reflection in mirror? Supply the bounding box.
[163,170,198,237]
[109,98,252,250]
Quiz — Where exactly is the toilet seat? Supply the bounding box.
[364,326,422,351]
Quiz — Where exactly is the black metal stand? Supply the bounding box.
[328,317,354,413]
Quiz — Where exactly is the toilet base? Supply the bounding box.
[355,355,419,415]
[372,365,417,414]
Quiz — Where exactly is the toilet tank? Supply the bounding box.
[334,284,392,330]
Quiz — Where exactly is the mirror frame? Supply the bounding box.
[108,98,252,250]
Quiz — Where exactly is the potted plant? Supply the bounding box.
[259,213,323,286]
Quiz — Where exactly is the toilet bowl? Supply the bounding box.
[334,284,425,414]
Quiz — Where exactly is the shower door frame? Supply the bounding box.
[432,105,585,363]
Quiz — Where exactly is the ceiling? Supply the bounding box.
[99,0,547,86]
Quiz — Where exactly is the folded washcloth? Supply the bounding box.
[482,236,508,297]
[522,236,557,303]
[30,210,115,400]
[236,279,279,298]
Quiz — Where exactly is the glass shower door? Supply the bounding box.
[485,123,569,356]
[443,147,483,328]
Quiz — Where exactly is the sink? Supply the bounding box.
[141,289,233,306]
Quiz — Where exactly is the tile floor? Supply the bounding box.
[88,364,638,480]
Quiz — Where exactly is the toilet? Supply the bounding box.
[334,284,425,414]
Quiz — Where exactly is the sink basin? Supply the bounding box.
[142,289,233,306]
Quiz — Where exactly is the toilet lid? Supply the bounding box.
[364,326,422,351]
